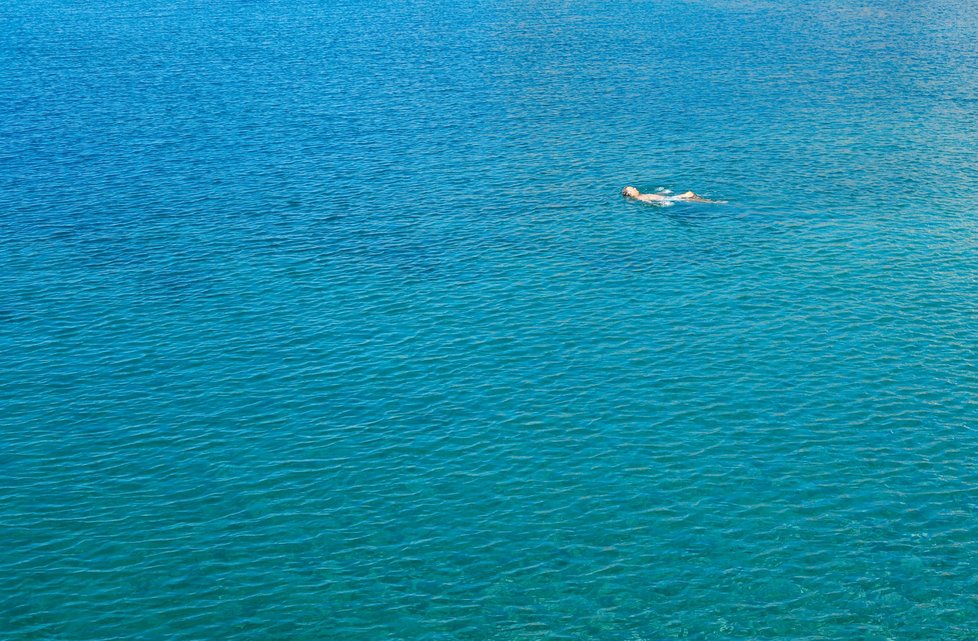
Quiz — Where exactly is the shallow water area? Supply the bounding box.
[3,0,978,639]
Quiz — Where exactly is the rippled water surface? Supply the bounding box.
[4,0,978,638]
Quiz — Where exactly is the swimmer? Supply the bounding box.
[622,186,720,204]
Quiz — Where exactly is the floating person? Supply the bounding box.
[622,186,721,204]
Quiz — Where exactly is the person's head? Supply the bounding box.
[622,186,640,198]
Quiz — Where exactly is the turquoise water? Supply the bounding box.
[4,0,978,638]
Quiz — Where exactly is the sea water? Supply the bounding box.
[3,0,978,639]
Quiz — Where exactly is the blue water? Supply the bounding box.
[4,0,978,638]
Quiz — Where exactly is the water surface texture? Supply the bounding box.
[4,0,978,639]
